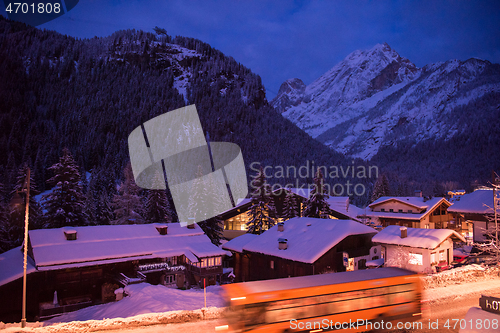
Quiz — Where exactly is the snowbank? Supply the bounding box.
[45,283,224,323]
[0,307,225,333]
[423,265,500,289]
[0,283,226,332]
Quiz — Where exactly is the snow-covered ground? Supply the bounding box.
[1,265,499,333]
[0,283,225,332]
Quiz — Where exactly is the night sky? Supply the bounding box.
[3,0,500,99]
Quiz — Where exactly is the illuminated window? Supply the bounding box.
[270,260,274,269]
[408,252,423,265]
[215,257,221,266]
[201,259,208,268]
[208,257,214,267]
[430,252,436,264]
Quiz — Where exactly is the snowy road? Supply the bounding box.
[91,278,500,333]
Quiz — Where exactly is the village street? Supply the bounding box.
[95,278,500,333]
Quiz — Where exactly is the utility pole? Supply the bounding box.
[494,171,499,264]
[21,167,30,328]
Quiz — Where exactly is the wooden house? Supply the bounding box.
[372,225,466,273]
[222,217,379,282]
[448,189,498,242]
[0,223,225,322]
[365,195,453,229]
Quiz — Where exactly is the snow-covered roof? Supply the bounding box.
[372,225,465,249]
[29,223,226,270]
[366,197,448,220]
[369,196,445,210]
[326,197,363,220]
[218,198,251,215]
[0,246,37,287]
[222,234,258,253]
[448,189,497,214]
[242,217,377,264]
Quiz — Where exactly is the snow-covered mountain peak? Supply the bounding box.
[271,78,306,113]
[272,44,500,160]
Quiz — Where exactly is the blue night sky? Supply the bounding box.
[4,0,500,99]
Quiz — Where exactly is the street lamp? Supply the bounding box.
[12,167,30,328]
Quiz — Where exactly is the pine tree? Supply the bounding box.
[112,163,145,224]
[282,187,299,220]
[145,170,172,223]
[246,167,275,234]
[188,166,223,245]
[42,148,87,228]
[0,182,14,252]
[371,174,390,202]
[303,170,330,219]
[10,163,42,229]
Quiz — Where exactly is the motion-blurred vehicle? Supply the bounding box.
[220,267,422,332]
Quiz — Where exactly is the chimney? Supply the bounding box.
[414,190,422,197]
[278,238,288,250]
[277,222,284,232]
[400,226,407,238]
[155,225,168,235]
[63,228,77,241]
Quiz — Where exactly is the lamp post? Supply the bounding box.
[12,167,30,328]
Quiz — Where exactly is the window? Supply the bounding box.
[439,251,446,262]
[408,252,423,265]
[208,257,214,267]
[389,209,394,212]
[381,208,385,212]
[165,274,176,284]
[201,258,208,268]
[398,209,403,213]
[270,260,274,269]
[430,252,436,264]
[408,209,412,213]
[441,210,446,215]
[215,257,221,266]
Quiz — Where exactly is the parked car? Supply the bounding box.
[452,254,495,268]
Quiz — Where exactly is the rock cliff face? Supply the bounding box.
[272,43,500,160]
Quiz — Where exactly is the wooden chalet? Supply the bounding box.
[365,194,454,230]
[218,187,362,240]
[222,217,379,282]
[0,223,225,322]
[448,189,498,242]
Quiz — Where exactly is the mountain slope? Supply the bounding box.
[0,17,371,203]
[274,43,500,161]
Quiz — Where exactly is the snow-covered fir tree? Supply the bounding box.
[371,174,390,202]
[10,164,42,229]
[302,170,330,219]
[281,187,299,220]
[188,166,223,245]
[112,163,144,225]
[246,167,276,234]
[86,168,116,225]
[145,170,172,223]
[42,148,87,228]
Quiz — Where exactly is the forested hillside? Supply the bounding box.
[0,16,374,243]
